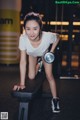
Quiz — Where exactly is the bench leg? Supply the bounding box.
[18,102,29,120]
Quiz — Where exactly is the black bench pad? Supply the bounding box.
[12,72,45,101]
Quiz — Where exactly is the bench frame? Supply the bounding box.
[12,72,45,120]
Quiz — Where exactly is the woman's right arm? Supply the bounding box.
[19,50,27,87]
[13,50,27,90]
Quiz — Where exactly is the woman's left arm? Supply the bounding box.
[50,33,60,53]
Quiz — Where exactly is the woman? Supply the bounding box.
[13,12,60,113]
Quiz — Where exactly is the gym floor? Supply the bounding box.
[0,65,80,120]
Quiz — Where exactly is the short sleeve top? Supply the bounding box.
[19,31,57,57]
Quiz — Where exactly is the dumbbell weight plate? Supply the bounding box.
[43,52,55,64]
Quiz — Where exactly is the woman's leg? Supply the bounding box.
[43,60,57,97]
[28,55,37,80]
[43,60,60,113]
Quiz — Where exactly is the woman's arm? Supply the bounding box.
[20,50,27,86]
[50,33,60,53]
[13,50,27,90]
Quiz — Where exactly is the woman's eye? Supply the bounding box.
[25,27,30,30]
[34,28,37,30]
[26,29,30,30]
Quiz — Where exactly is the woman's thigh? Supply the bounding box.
[43,59,53,79]
[28,55,37,79]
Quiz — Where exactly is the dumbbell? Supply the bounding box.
[43,52,55,64]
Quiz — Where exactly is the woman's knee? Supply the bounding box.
[28,73,36,80]
[46,73,54,81]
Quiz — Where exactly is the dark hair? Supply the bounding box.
[24,12,43,30]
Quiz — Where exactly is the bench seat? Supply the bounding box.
[11,72,45,120]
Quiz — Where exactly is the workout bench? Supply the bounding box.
[11,72,45,120]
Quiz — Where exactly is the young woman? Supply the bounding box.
[13,12,60,113]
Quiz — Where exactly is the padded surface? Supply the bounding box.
[11,72,45,101]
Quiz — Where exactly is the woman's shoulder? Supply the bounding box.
[42,31,53,38]
[42,31,54,35]
[20,33,28,41]
[20,33,27,38]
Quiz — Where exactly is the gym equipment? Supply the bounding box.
[11,72,45,120]
[43,52,55,64]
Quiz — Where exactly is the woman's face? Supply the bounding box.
[25,20,40,41]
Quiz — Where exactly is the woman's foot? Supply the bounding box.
[38,60,43,72]
[36,58,43,74]
[51,98,60,113]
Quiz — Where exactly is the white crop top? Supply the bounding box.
[19,31,57,57]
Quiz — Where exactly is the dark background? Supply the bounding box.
[21,0,80,21]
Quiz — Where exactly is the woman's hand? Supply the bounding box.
[13,84,25,91]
